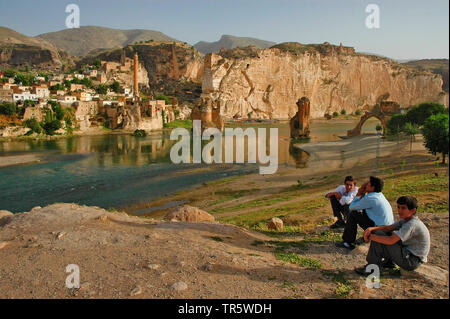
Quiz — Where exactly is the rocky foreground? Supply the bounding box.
[0,203,448,299]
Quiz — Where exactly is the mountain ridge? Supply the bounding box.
[194,34,276,54]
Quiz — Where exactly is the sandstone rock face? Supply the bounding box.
[0,210,13,227]
[202,46,447,119]
[0,126,31,137]
[165,205,215,223]
[268,217,283,231]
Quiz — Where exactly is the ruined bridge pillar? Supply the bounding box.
[290,97,311,139]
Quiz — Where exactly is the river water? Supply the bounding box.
[0,119,379,213]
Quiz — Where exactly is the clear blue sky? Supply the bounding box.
[0,0,448,60]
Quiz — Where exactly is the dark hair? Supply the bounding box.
[369,176,383,192]
[344,176,355,184]
[397,196,418,211]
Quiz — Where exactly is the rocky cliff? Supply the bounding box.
[0,27,72,70]
[202,43,447,119]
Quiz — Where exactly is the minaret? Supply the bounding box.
[133,53,139,99]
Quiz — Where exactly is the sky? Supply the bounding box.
[0,0,448,60]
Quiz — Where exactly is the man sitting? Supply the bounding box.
[325,176,358,229]
[355,196,430,275]
[336,176,394,250]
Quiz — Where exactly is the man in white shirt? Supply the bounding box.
[325,176,359,229]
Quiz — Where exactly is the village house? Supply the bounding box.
[32,86,50,99]
[73,91,92,102]
[70,83,85,92]
[13,92,37,102]
[0,88,13,103]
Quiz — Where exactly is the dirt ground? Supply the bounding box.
[0,135,448,299]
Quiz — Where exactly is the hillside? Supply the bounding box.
[78,42,204,105]
[194,34,276,54]
[37,26,179,57]
[402,59,449,92]
[0,26,72,70]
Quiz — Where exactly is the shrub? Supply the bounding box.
[42,119,62,135]
[132,129,147,137]
[332,111,339,118]
[355,109,362,116]
[0,102,17,116]
[156,94,170,105]
[341,109,346,115]
[23,118,42,134]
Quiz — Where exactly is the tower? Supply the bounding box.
[133,53,139,99]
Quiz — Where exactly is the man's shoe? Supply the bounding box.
[354,265,370,276]
[335,242,356,250]
[330,221,345,229]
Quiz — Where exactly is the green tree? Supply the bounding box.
[422,113,449,163]
[0,102,17,116]
[156,94,170,105]
[403,122,420,153]
[14,73,35,86]
[406,102,447,126]
[386,114,407,135]
[3,68,17,78]
[96,84,109,95]
[109,81,121,93]
[341,109,346,115]
[23,118,42,134]
[93,59,101,69]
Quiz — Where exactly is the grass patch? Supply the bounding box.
[383,173,448,201]
[334,282,352,298]
[422,198,449,214]
[274,252,322,269]
[163,120,193,129]
[204,175,242,186]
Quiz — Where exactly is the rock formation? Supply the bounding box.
[164,205,215,222]
[290,97,311,139]
[200,43,447,120]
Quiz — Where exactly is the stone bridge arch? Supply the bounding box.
[347,101,400,137]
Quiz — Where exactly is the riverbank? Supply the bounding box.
[0,134,448,298]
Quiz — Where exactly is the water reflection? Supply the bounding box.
[0,119,379,212]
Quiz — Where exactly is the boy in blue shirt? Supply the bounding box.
[336,176,394,250]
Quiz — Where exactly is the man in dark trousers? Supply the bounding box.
[355,195,430,274]
[336,176,394,250]
[325,176,358,229]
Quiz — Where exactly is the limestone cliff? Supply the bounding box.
[202,43,447,119]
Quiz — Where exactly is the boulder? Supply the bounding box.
[0,210,13,226]
[165,205,214,222]
[267,217,283,231]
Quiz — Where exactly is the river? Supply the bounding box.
[0,118,379,213]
